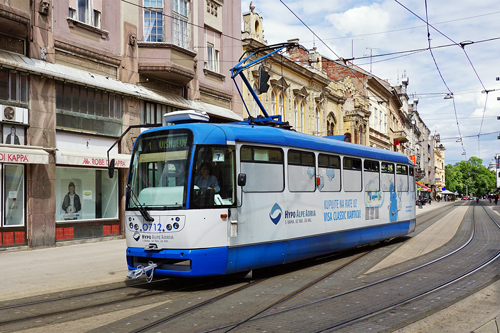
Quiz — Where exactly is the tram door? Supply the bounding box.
[235,145,285,245]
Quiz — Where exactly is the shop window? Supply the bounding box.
[56,167,118,222]
[144,0,164,42]
[55,81,123,136]
[4,165,24,227]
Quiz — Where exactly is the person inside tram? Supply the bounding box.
[194,162,220,193]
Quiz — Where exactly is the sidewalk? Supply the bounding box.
[0,238,128,302]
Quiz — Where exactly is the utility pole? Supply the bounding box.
[366,47,379,73]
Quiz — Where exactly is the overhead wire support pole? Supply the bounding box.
[230,43,298,124]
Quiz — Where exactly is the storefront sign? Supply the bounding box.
[0,147,49,164]
[57,150,130,168]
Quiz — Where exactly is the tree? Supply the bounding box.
[445,157,495,197]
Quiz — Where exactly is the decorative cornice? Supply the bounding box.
[138,42,197,58]
[54,39,121,66]
[138,64,195,80]
[203,68,225,81]
[0,5,30,25]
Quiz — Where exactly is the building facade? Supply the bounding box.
[241,9,345,136]
[0,0,242,249]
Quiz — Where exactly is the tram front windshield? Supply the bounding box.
[127,130,236,210]
[128,129,192,210]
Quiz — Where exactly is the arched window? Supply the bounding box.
[300,101,305,133]
[271,90,277,115]
[278,93,284,120]
[315,107,320,135]
[293,99,298,129]
[344,132,351,142]
[354,128,358,144]
[252,83,259,117]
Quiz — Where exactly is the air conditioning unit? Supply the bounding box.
[0,105,28,125]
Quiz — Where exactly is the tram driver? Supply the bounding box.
[194,162,220,193]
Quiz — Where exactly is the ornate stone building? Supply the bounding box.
[241,8,345,136]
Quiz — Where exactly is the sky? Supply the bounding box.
[240,0,500,167]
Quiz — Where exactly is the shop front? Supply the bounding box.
[0,146,49,247]
[54,133,130,242]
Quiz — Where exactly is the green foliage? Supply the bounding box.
[445,157,495,196]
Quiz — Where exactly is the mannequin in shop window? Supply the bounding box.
[62,182,81,219]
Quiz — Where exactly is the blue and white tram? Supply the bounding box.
[122,113,416,278]
[118,42,416,278]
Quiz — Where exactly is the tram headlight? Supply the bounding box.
[129,222,134,229]
[173,222,179,229]
[134,224,139,230]
[167,224,172,231]
[175,217,180,222]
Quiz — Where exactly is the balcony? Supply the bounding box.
[138,42,196,85]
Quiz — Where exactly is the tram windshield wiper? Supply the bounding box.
[127,185,154,222]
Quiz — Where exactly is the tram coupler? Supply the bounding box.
[127,262,158,282]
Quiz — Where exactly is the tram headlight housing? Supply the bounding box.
[167,224,172,231]
[134,224,139,230]
[173,222,179,229]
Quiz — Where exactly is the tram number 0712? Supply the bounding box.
[142,223,162,232]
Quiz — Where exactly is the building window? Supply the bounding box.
[55,81,123,136]
[74,0,101,28]
[78,0,90,23]
[315,107,320,135]
[206,43,219,72]
[172,0,189,49]
[293,100,298,130]
[278,93,284,119]
[0,69,28,104]
[144,0,164,42]
[56,167,118,222]
[271,91,277,115]
[252,84,259,117]
[300,101,305,133]
[140,101,180,124]
[93,10,101,29]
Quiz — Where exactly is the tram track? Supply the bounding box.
[113,201,460,333]
[195,202,500,333]
[0,202,474,333]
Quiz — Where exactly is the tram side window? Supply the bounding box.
[396,164,409,192]
[381,162,395,192]
[364,160,380,192]
[318,154,341,192]
[288,150,316,192]
[343,157,362,192]
[241,146,284,192]
[409,166,415,192]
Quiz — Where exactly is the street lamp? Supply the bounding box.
[444,93,453,99]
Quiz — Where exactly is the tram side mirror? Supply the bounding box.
[237,173,246,186]
[108,158,115,178]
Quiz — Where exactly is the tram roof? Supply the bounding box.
[143,122,412,164]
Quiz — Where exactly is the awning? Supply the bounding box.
[56,150,130,168]
[0,50,243,122]
[0,145,49,164]
[415,181,431,192]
